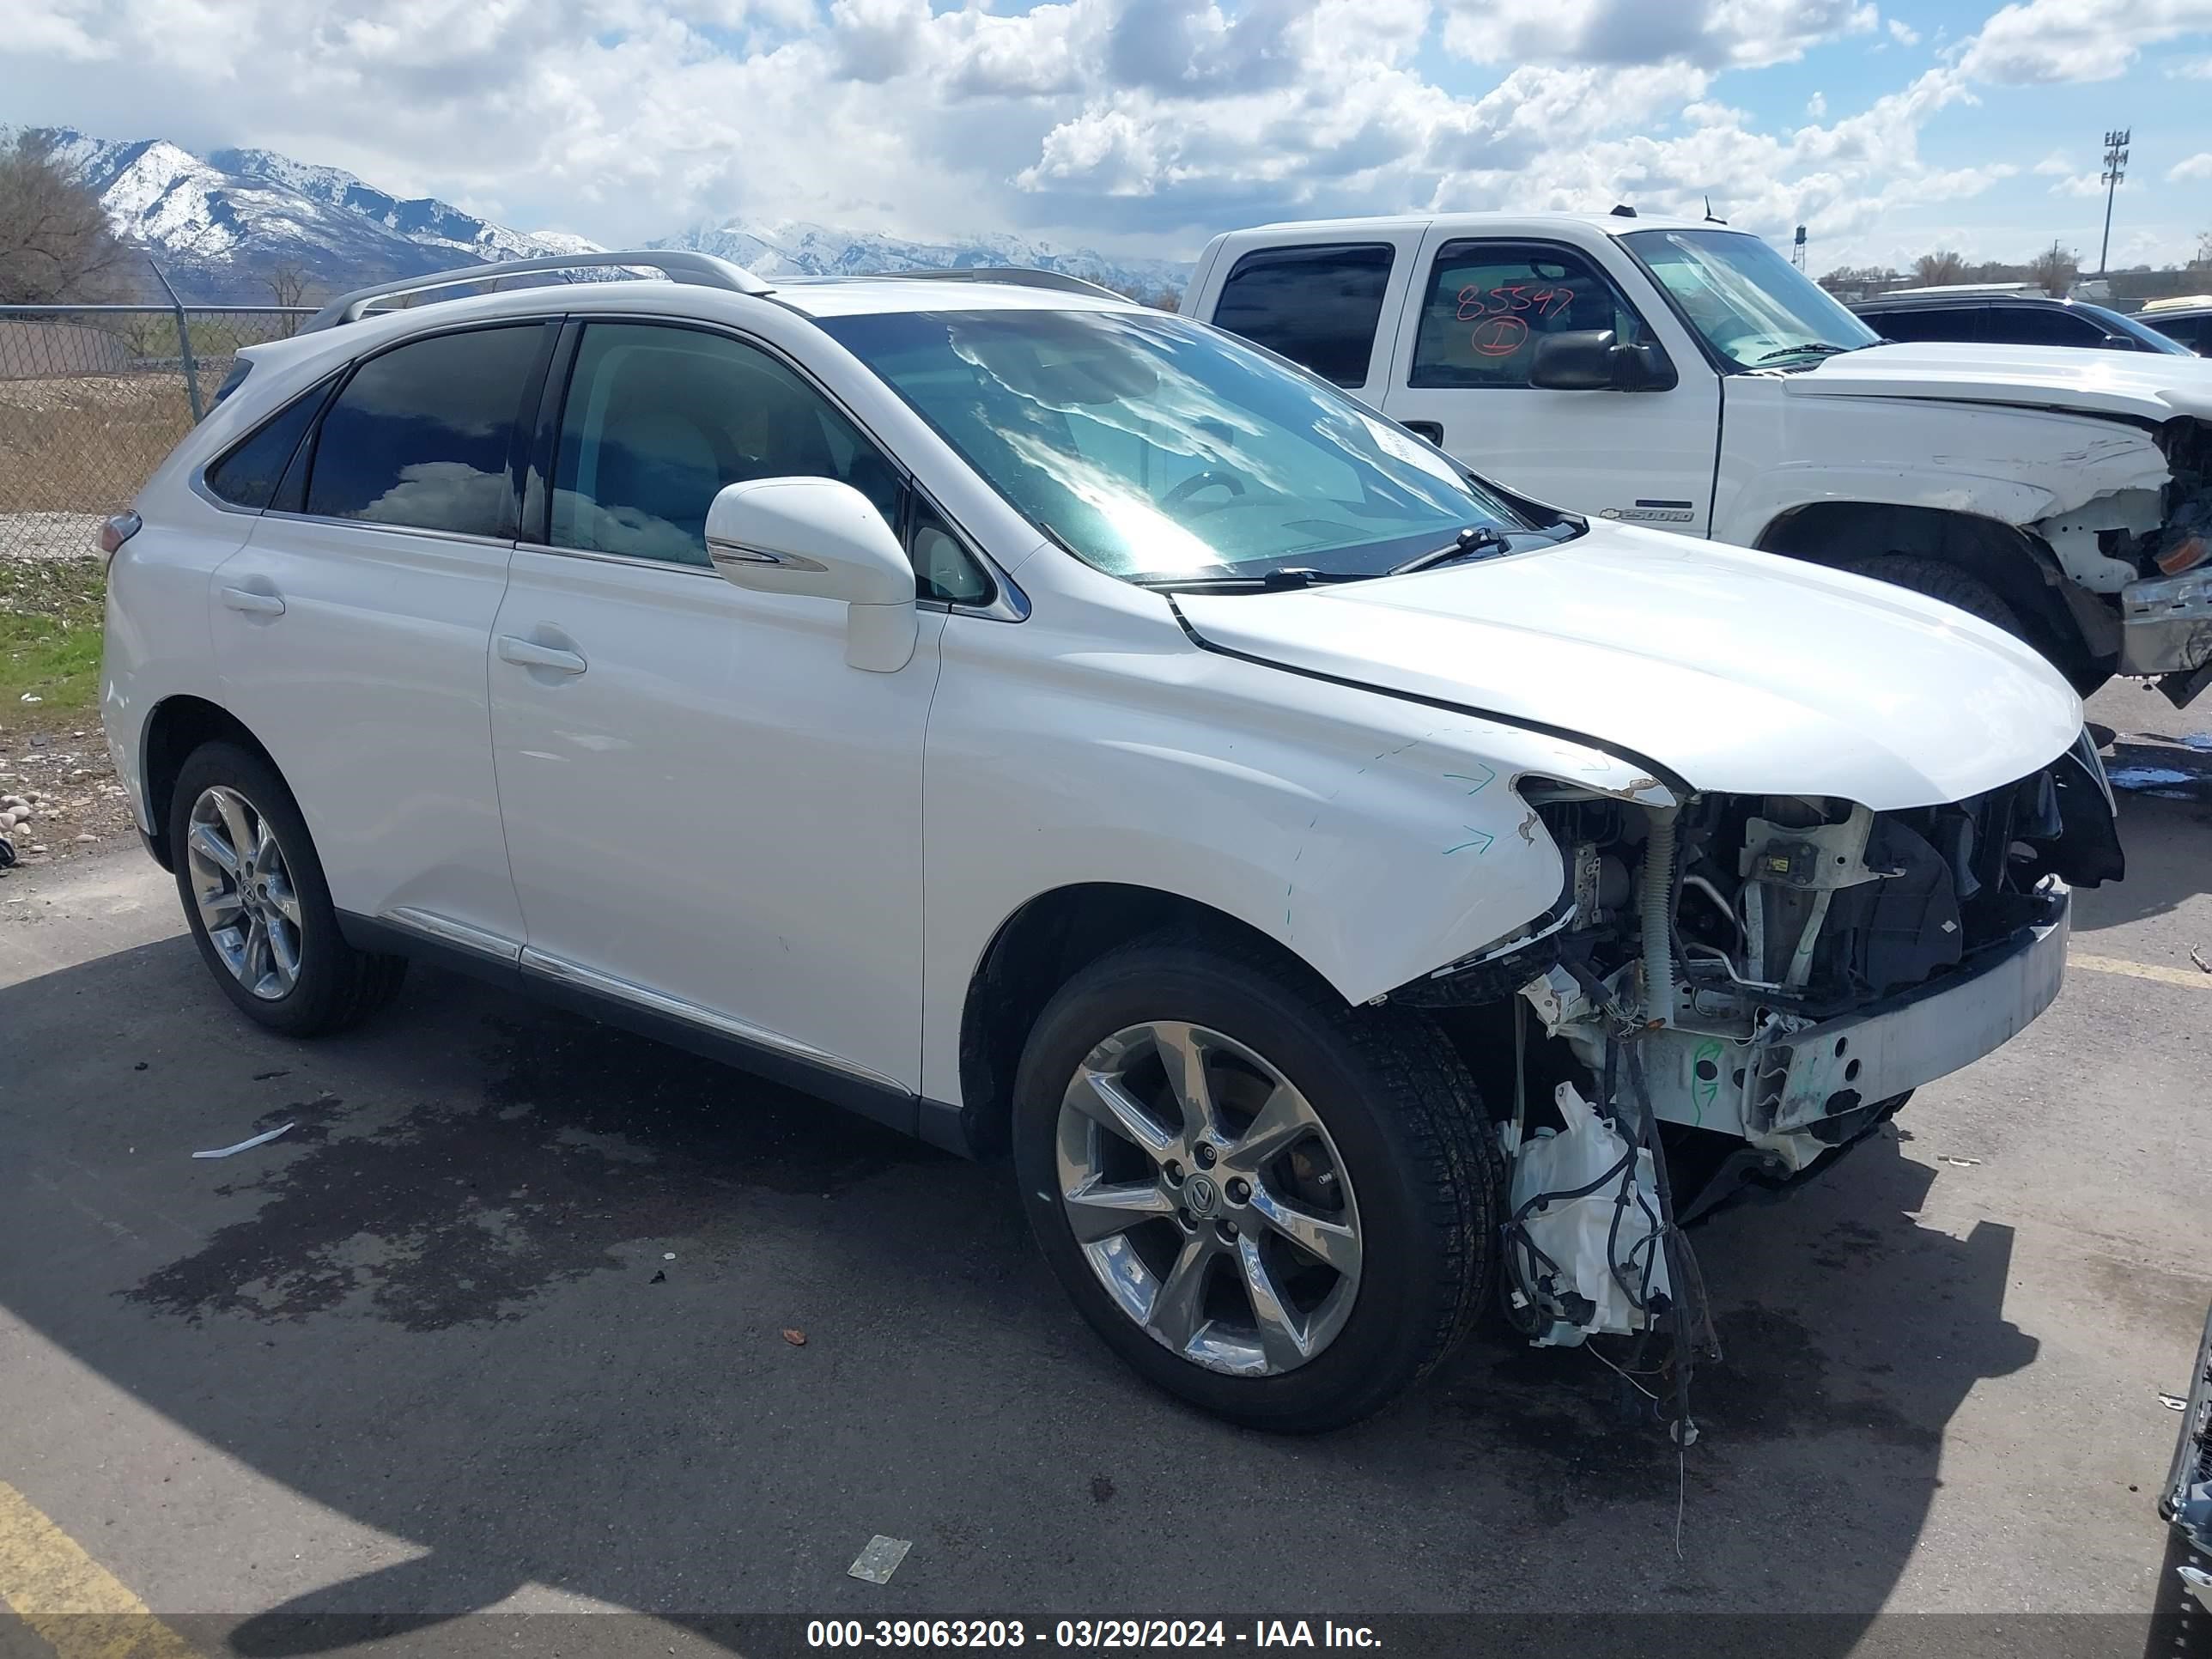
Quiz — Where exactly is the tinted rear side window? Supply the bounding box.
[1863,306,1982,343]
[305,325,544,537]
[1210,244,1393,388]
[204,379,330,510]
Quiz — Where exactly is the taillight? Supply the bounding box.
[98,512,142,564]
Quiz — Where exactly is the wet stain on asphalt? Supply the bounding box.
[127,1005,939,1331]
[1809,1215,1891,1273]
[1437,1304,1935,1525]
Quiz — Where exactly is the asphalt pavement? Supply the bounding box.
[3,682,2209,1657]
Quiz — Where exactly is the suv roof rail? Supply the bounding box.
[866,266,1134,301]
[301,250,774,333]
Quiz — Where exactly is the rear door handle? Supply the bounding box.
[497,635,587,675]
[1401,420,1445,445]
[220,586,285,616]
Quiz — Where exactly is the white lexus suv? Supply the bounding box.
[102,252,2120,1431]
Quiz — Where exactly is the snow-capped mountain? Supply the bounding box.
[20,129,1192,305]
[652,221,1190,305]
[20,127,600,300]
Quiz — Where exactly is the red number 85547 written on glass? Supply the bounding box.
[1454,283,1574,357]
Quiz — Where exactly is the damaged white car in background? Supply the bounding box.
[1185,211,2212,709]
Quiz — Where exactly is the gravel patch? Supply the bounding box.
[0,513,105,562]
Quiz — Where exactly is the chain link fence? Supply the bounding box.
[0,304,314,561]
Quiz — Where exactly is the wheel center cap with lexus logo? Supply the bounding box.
[1184,1174,1220,1218]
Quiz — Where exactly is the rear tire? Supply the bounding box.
[1012,935,1499,1432]
[168,741,406,1036]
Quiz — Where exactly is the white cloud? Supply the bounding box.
[0,0,2127,271]
[2170,152,2212,180]
[2048,172,2110,197]
[2031,149,2071,175]
[1441,0,1879,70]
[1959,0,2212,84]
[1887,17,1920,45]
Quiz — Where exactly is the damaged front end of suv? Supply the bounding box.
[1394,728,2121,1380]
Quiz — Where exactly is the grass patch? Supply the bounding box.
[0,557,106,719]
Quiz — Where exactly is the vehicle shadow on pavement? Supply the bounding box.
[0,934,2149,1652]
[2080,774,2212,933]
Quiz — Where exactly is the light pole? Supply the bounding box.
[2100,128,2130,276]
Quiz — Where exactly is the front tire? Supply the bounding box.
[168,741,406,1036]
[1845,553,2024,636]
[1012,937,1499,1432]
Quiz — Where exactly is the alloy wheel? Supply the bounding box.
[1054,1020,1363,1376]
[185,785,303,1001]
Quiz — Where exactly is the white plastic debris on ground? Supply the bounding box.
[1509,1083,1670,1346]
[847,1536,912,1584]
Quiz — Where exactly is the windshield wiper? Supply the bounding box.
[1753,342,1855,364]
[1132,566,1376,593]
[1387,526,1512,577]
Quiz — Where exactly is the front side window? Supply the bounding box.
[2150,314,2212,355]
[1979,306,2106,348]
[1210,244,1394,388]
[1624,228,1878,370]
[1411,241,1658,389]
[821,307,1542,584]
[304,325,544,536]
[550,323,902,568]
[2077,303,2195,355]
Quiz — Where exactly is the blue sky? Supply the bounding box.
[6,0,2210,269]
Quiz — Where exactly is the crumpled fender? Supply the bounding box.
[916,629,1674,1107]
[1717,404,2171,550]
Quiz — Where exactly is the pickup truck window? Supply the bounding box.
[822,307,1530,584]
[1410,241,1656,389]
[1623,228,1876,370]
[1209,244,1395,389]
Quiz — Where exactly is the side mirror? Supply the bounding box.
[1528,330,1676,392]
[706,477,917,672]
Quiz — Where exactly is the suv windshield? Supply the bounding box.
[818,308,1541,583]
[1624,228,1879,370]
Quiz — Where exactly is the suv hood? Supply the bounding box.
[1175,528,2081,811]
[1791,339,2212,422]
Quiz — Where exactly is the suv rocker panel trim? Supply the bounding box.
[516,946,908,1097]
[380,907,523,963]
[337,914,953,1146]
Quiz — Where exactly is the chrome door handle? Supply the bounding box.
[497,635,587,675]
[220,586,285,616]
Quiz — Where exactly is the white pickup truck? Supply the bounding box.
[1186,211,2212,707]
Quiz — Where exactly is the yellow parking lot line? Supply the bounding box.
[0,1479,197,1659]
[2070,951,2212,991]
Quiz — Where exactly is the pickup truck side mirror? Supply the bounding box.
[705,477,918,672]
[1528,330,1677,392]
